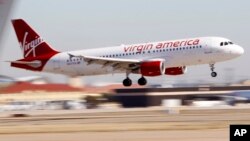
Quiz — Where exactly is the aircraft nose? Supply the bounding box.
[235,45,244,56]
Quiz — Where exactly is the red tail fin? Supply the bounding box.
[12,19,59,58]
[11,19,59,71]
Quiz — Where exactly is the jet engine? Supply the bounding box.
[140,60,165,76]
[165,66,187,75]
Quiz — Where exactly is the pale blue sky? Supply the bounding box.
[0,0,250,85]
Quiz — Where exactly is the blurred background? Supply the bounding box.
[0,0,250,141]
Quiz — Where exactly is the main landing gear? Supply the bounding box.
[123,77,132,87]
[138,76,147,86]
[122,74,147,87]
[210,64,217,77]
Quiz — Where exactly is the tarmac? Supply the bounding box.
[0,106,250,141]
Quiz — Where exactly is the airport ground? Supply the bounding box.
[0,106,250,141]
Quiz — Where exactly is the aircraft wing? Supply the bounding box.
[68,53,141,71]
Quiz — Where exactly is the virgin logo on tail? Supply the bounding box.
[20,32,44,58]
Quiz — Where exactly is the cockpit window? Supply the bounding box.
[220,41,234,46]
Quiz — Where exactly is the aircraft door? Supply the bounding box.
[204,38,213,54]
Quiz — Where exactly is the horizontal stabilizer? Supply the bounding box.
[7,60,42,68]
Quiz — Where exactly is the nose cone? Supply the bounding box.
[234,45,244,56]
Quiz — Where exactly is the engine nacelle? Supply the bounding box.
[140,61,165,76]
[165,66,187,75]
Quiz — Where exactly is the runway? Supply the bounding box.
[0,106,250,141]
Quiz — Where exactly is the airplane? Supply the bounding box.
[9,19,244,87]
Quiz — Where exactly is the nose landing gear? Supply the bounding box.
[210,64,217,77]
[211,71,217,77]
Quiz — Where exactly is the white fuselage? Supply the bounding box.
[43,37,244,76]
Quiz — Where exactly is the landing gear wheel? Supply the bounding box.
[123,78,132,87]
[211,72,217,77]
[138,76,147,86]
[209,64,217,78]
